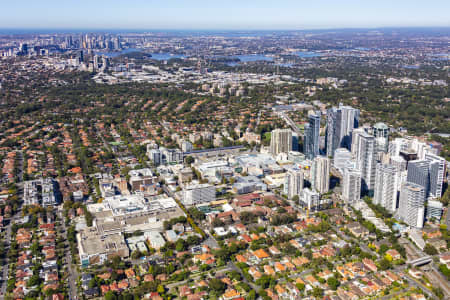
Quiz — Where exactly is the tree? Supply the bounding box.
[296,282,305,291]
[88,278,97,289]
[379,258,392,270]
[327,276,339,290]
[131,250,142,259]
[185,156,194,165]
[188,207,205,221]
[246,290,256,300]
[438,264,450,280]
[27,274,40,287]
[256,275,274,289]
[209,278,226,293]
[104,291,117,300]
[157,285,165,294]
[212,218,225,227]
[424,243,438,256]
[176,239,186,252]
[312,287,323,298]
[379,244,389,254]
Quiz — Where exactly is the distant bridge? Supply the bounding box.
[278,112,302,135]
[406,256,432,267]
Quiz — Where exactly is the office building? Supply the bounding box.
[407,160,430,196]
[389,138,410,157]
[286,168,304,199]
[351,128,366,157]
[311,156,330,194]
[128,168,157,192]
[398,182,425,228]
[304,113,320,160]
[369,122,389,153]
[374,164,398,212]
[326,104,360,157]
[270,129,292,155]
[183,183,216,206]
[24,178,58,207]
[411,139,432,160]
[161,147,184,164]
[333,148,353,173]
[424,153,446,198]
[355,132,377,193]
[292,132,299,151]
[181,140,193,153]
[300,188,321,211]
[147,149,162,166]
[390,155,407,171]
[342,168,361,203]
[233,176,267,194]
[426,200,443,222]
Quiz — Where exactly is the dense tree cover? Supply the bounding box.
[270,213,297,226]
[187,207,205,221]
[424,243,438,256]
[209,278,227,294]
[438,264,450,280]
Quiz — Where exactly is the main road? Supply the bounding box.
[0,201,22,298]
[58,210,79,300]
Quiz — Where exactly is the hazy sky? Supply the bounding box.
[2,0,450,30]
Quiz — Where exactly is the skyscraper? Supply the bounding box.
[270,129,292,155]
[333,148,353,173]
[351,128,366,157]
[342,168,361,203]
[374,164,398,212]
[355,132,377,193]
[326,104,360,157]
[398,182,425,228]
[304,113,320,160]
[286,168,304,200]
[424,153,446,198]
[292,132,299,151]
[311,156,330,194]
[369,122,389,153]
[389,138,410,157]
[407,160,430,196]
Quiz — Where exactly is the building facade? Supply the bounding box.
[270,129,292,155]
[398,182,425,228]
[311,156,330,194]
[355,132,377,193]
[374,164,398,212]
[183,183,216,206]
[286,168,304,200]
[304,113,320,160]
[342,168,361,203]
[326,104,360,157]
[424,153,446,198]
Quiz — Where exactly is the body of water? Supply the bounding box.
[234,54,274,62]
[295,51,322,58]
[150,53,185,60]
[403,65,420,69]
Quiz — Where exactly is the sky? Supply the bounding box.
[1,0,450,30]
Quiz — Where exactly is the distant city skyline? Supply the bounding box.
[1,0,450,30]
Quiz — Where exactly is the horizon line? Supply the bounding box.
[0,25,450,34]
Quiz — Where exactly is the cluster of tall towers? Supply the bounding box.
[269,102,446,228]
